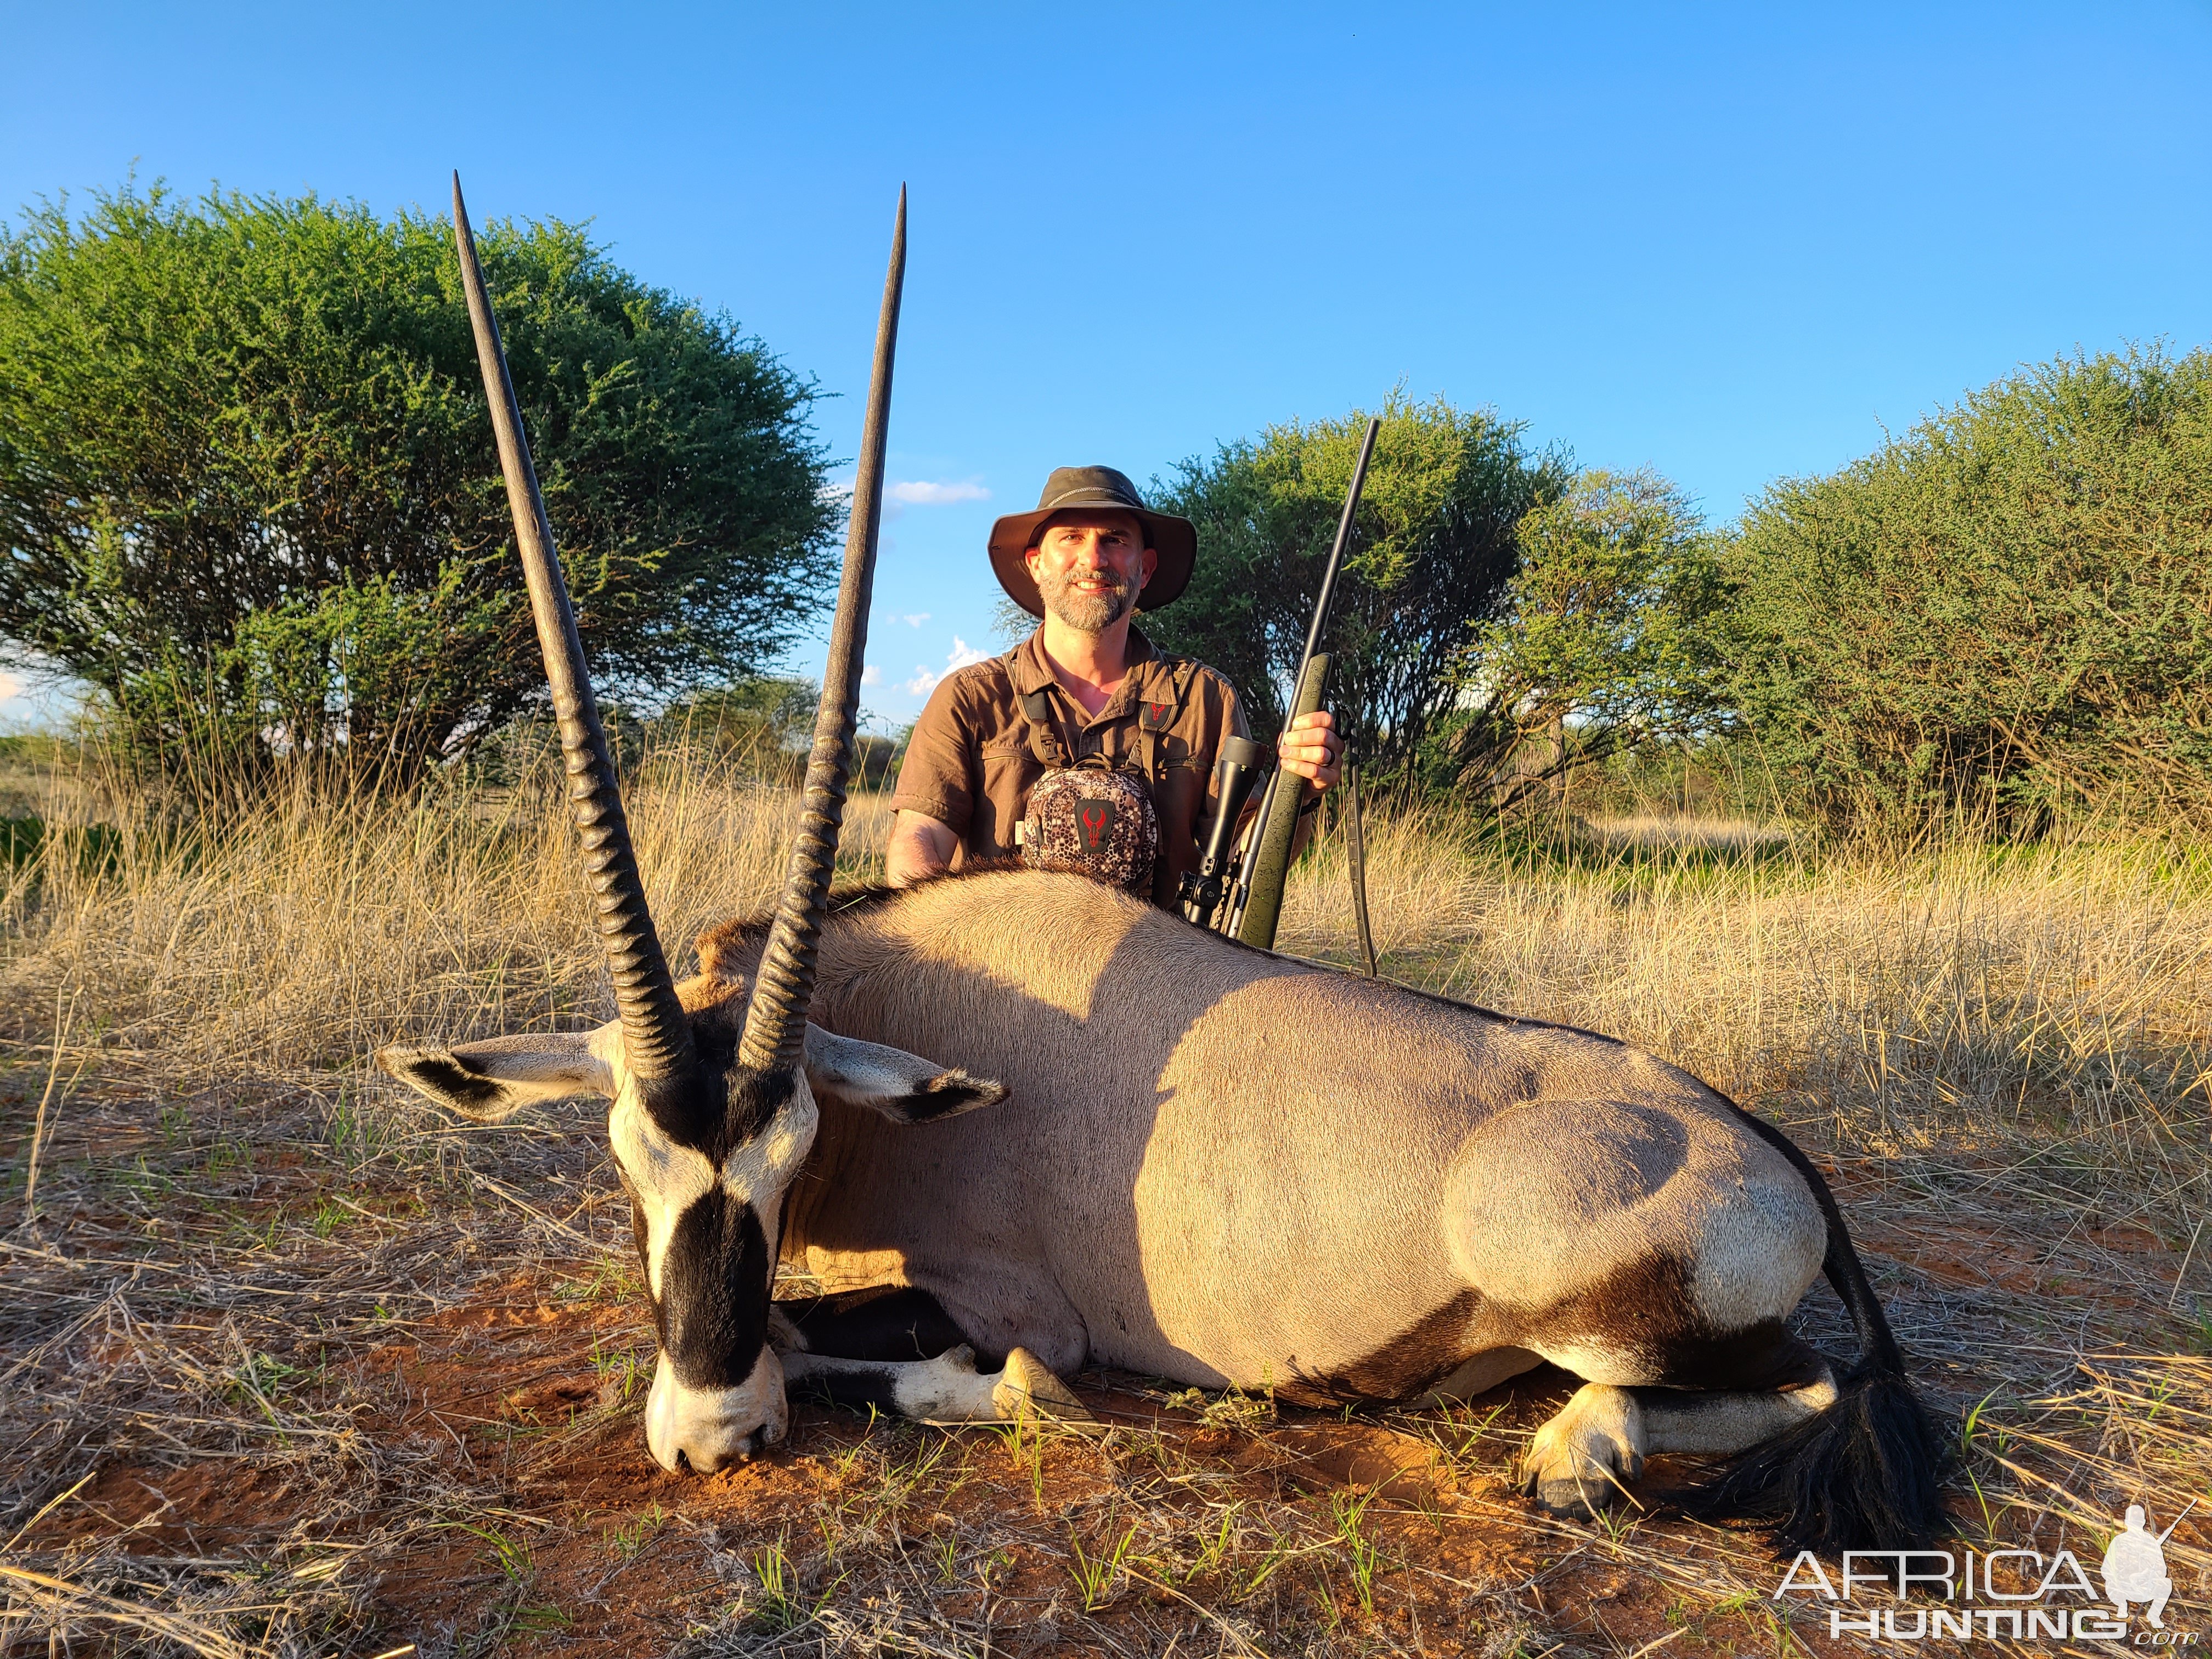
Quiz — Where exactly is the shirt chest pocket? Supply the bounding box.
[975,741,1044,853]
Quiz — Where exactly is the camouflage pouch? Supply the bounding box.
[1018,767,1159,892]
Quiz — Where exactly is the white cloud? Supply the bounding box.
[0,672,22,705]
[902,637,992,698]
[901,612,930,627]
[860,664,882,687]
[888,479,990,506]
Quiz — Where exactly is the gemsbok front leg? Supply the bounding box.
[771,1286,1090,1422]
[778,1346,1090,1423]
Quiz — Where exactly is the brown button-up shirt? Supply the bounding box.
[889,626,1252,909]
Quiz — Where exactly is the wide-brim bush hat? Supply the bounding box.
[988,466,1197,618]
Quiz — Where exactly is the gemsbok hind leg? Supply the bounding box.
[1444,1096,1839,1516]
[1524,1368,1838,1515]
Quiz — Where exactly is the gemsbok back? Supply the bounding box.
[380,182,1947,1553]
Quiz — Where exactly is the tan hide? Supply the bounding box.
[692,868,1826,1406]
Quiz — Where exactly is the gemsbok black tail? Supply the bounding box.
[1689,1111,1952,1554]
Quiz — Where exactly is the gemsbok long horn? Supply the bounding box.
[451,173,696,1087]
[738,187,906,1074]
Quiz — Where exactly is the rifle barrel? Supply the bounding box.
[1293,416,1381,681]
[1232,415,1382,950]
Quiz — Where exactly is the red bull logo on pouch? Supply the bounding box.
[1078,799,1115,851]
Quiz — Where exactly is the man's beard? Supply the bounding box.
[1036,566,1137,633]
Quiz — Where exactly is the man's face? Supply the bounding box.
[1025,511,1156,634]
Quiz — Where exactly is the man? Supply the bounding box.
[886,466,1342,909]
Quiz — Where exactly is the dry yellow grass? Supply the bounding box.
[3,749,2209,1655]
[1284,803,2210,1200]
[0,747,894,1086]
[11,754,2203,1157]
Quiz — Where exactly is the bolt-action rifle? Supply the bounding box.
[1229,416,1380,950]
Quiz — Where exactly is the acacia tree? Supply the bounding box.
[1144,393,1568,774]
[1442,469,1730,809]
[0,183,838,781]
[1724,346,2212,833]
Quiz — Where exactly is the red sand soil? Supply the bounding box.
[24,1265,1936,1658]
[13,1107,2201,1657]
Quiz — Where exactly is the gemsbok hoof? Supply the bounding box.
[992,1346,1093,1422]
[1523,1383,1645,1517]
[1530,1473,1629,1518]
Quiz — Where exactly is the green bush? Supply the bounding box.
[1437,468,1730,809]
[1144,393,1568,772]
[0,183,838,785]
[651,677,895,788]
[0,815,123,874]
[1725,346,2212,834]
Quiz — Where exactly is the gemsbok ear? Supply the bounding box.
[803,1025,1008,1125]
[376,1029,616,1122]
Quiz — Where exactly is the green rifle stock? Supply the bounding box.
[1234,414,1381,950]
[1233,653,1329,946]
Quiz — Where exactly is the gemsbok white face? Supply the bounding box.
[376,177,937,1472]
[380,994,1003,1470]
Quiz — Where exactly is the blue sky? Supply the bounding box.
[5,1,2209,730]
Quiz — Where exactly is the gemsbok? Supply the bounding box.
[379,180,1946,1553]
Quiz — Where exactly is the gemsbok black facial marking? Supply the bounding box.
[640,1062,800,1379]
[657,1188,775,1388]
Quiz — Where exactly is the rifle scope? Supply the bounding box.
[1180,735,1268,929]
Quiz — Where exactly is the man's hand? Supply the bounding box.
[1278,709,1343,792]
[885,810,959,885]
